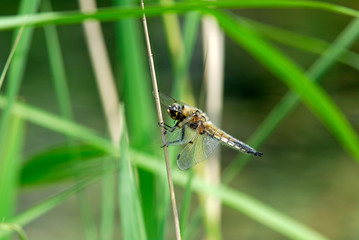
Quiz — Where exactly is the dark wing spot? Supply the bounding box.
[177,154,181,160]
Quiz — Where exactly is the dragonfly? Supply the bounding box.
[158,91,263,170]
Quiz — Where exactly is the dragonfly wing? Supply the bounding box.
[155,91,184,107]
[165,123,198,146]
[201,132,221,160]
[177,131,220,170]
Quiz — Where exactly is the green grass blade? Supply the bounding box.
[160,0,183,67]
[0,97,117,154]
[0,26,24,91]
[174,13,200,240]
[209,10,359,160]
[42,3,99,234]
[185,210,202,240]
[118,109,147,240]
[180,169,194,240]
[20,145,108,186]
[238,17,359,70]
[173,11,201,99]
[16,142,331,240]
[0,1,359,31]
[42,2,100,238]
[113,3,157,150]
[0,2,38,239]
[0,224,27,240]
[161,8,201,239]
[0,115,25,240]
[132,151,331,240]
[113,0,160,237]
[190,180,329,240]
[223,16,359,183]
[100,163,116,240]
[0,169,113,239]
[0,0,40,186]
[307,18,359,80]
[42,0,73,119]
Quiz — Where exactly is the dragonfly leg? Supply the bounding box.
[165,127,186,145]
[158,122,172,130]
[158,122,177,135]
[162,121,180,135]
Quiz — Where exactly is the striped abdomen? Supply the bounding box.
[204,122,263,157]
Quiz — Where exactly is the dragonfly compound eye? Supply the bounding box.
[168,103,182,120]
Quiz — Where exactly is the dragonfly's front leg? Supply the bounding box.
[159,121,180,135]
[159,121,182,148]
[158,121,172,130]
[164,116,194,134]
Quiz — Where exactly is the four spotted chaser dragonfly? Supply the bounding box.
[158,92,263,170]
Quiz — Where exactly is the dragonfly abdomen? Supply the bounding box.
[205,123,263,157]
[223,133,263,156]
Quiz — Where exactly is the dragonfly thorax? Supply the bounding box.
[167,103,184,121]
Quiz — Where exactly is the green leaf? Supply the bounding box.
[20,145,107,186]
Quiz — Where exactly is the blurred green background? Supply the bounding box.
[1,0,359,240]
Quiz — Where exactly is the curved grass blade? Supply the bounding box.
[132,151,331,240]
[207,10,359,162]
[0,168,114,239]
[0,1,358,31]
[11,143,331,240]
[222,16,359,183]
[0,97,117,155]
[0,223,27,240]
[237,17,359,70]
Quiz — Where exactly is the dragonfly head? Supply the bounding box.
[168,103,183,120]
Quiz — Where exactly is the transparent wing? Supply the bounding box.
[165,122,198,146]
[177,131,220,170]
[154,90,186,108]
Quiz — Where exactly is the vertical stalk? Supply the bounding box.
[140,2,182,240]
